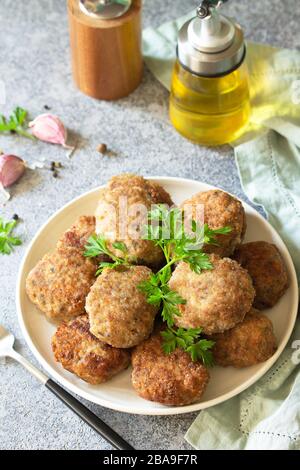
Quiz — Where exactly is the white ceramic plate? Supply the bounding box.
[17,177,299,416]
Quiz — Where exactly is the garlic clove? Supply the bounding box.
[29,113,66,145]
[29,113,74,149]
[0,154,26,188]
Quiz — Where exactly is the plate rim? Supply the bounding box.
[16,176,299,416]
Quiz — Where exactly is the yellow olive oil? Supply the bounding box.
[170,60,251,145]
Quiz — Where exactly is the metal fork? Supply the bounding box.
[0,324,134,450]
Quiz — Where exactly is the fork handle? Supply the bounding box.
[9,349,48,384]
[46,379,134,450]
[10,349,134,450]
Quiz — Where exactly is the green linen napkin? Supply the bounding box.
[143,12,300,450]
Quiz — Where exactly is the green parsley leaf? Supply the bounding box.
[96,260,124,276]
[0,107,35,140]
[84,234,108,258]
[0,217,22,255]
[112,241,128,253]
[184,252,213,274]
[84,234,129,274]
[161,300,180,328]
[161,329,178,354]
[138,276,185,320]
[138,274,161,304]
[162,288,186,306]
[203,223,232,246]
[161,328,215,367]
[186,339,215,367]
[12,107,27,126]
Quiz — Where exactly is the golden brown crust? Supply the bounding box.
[233,241,289,309]
[210,308,277,368]
[108,174,174,206]
[26,246,97,322]
[145,180,174,207]
[52,316,130,384]
[57,215,111,265]
[131,331,210,406]
[95,174,173,268]
[182,190,246,257]
[57,216,96,251]
[169,255,255,334]
[86,265,158,348]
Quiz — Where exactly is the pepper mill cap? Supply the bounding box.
[79,0,131,20]
[177,1,245,76]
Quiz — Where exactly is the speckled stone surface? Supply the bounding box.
[0,0,299,451]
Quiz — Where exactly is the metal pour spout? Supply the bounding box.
[197,0,228,20]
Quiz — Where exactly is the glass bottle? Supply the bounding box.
[170,0,250,146]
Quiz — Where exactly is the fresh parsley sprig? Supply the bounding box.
[139,205,231,365]
[0,107,35,140]
[84,234,130,275]
[144,205,231,274]
[0,217,22,255]
[139,272,186,327]
[161,327,215,367]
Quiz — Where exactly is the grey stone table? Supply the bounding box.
[0,0,299,451]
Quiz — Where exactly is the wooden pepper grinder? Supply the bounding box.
[68,0,143,100]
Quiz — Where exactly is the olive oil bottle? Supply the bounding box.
[170,0,250,145]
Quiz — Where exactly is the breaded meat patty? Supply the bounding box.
[169,255,255,334]
[26,246,97,322]
[95,174,173,268]
[52,316,130,384]
[57,215,96,250]
[86,265,158,348]
[182,190,246,257]
[233,241,289,309]
[131,330,210,406]
[57,215,111,264]
[210,309,277,368]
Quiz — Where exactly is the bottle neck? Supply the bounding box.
[188,11,235,54]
